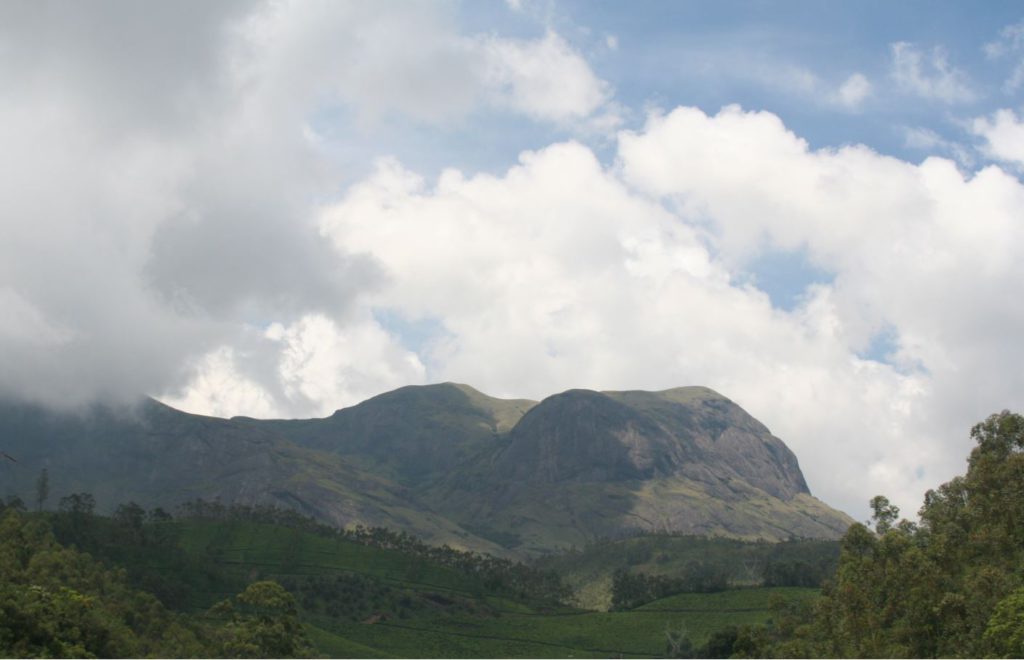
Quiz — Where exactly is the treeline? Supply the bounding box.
[569,535,835,610]
[610,551,835,610]
[611,563,731,610]
[0,504,313,658]
[701,410,1024,658]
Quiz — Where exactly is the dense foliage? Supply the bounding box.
[0,505,206,657]
[730,410,1024,658]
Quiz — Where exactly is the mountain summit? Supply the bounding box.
[0,384,852,555]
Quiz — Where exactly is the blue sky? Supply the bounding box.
[4,1,1024,519]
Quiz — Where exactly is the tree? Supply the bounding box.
[868,495,899,535]
[113,502,146,544]
[35,468,49,512]
[58,492,95,517]
[211,581,313,658]
[984,587,1024,657]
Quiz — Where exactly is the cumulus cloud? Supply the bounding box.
[318,105,1024,519]
[890,41,976,103]
[480,31,612,122]
[0,0,614,410]
[972,108,1024,167]
[621,106,1024,514]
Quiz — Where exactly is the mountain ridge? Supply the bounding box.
[0,383,853,556]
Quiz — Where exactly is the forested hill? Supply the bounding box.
[0,383,852,555]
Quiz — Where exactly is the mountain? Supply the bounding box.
[417,387,850,553]
[0,383,853,555]
[0,397,508,555]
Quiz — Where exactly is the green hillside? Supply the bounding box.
[10,498,821,658]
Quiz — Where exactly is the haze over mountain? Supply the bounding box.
[0,383,851,555]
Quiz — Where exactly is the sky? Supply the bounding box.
[3,0,1024,521]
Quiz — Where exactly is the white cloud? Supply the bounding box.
[163,346,282,420]
[832,73,872,109]
[269,314,426,417]
[480,31,612,122]
[971,108,1024,166]
[890,41,976,103]
[619,106,1024,513]
[318,105,1024,521]
[168,313,426,419]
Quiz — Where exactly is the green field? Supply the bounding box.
[74,518,818,657]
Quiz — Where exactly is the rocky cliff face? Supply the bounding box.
[495,387,808,500]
